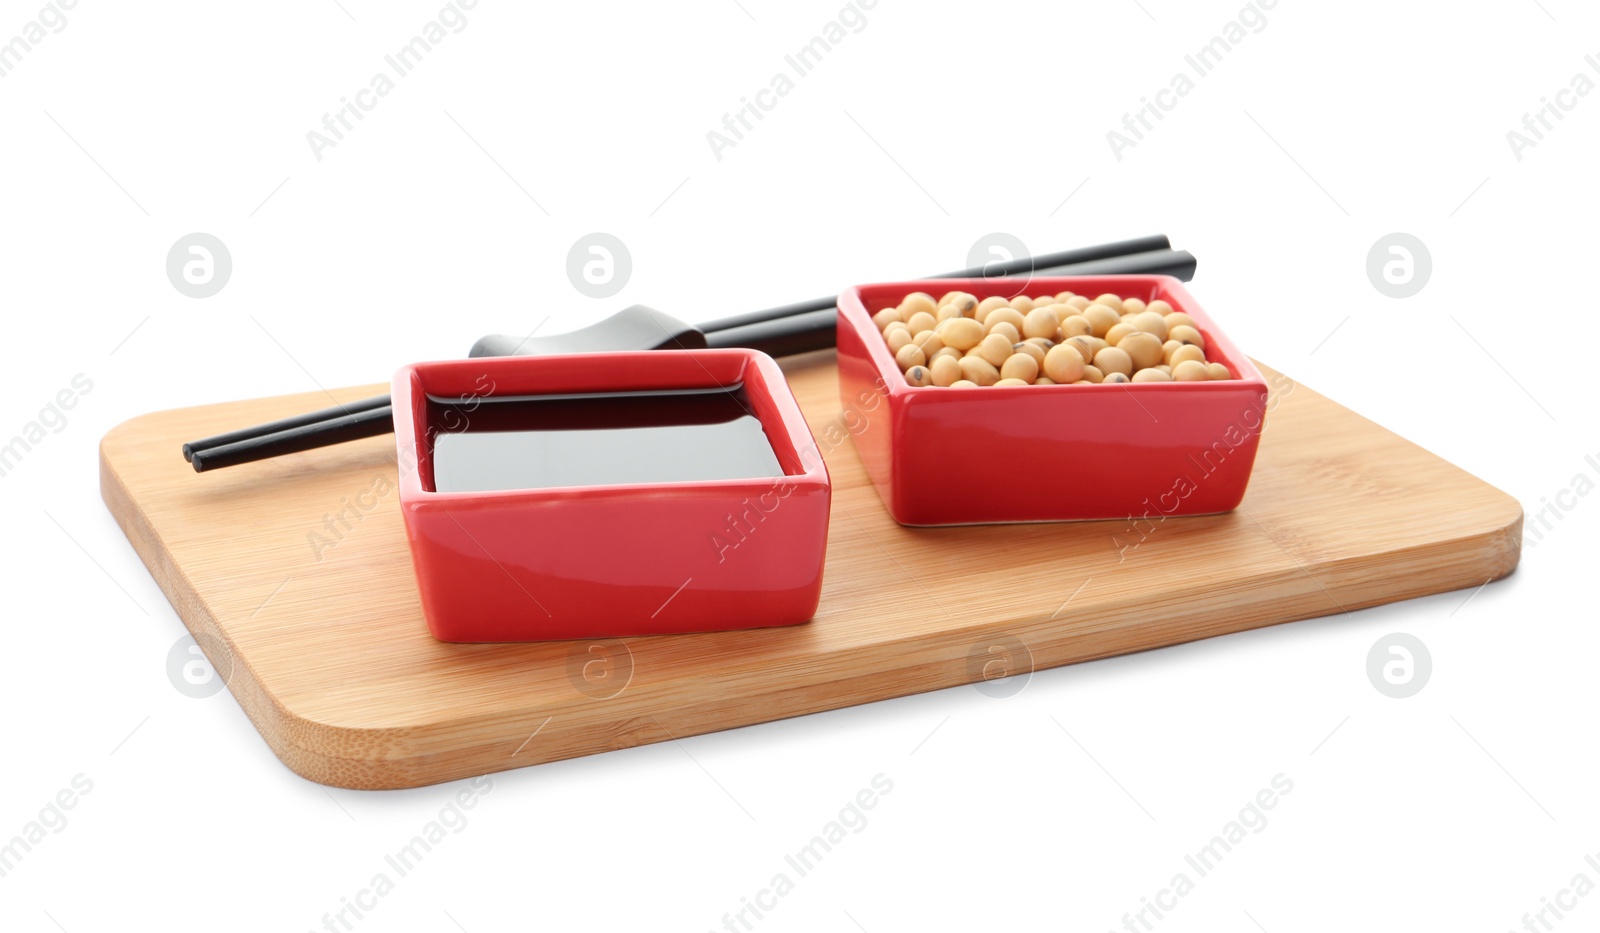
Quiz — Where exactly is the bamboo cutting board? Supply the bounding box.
[99,354,1521,789]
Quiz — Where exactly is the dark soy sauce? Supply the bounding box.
[426,386,785,493]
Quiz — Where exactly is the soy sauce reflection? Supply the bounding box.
[425,386,785,493]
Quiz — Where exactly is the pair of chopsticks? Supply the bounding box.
[183,236,1196,472]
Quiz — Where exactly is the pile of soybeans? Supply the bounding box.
[872,289,1234,387]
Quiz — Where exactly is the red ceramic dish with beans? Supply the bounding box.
[392,349,831,642]
[836,276,1271,526]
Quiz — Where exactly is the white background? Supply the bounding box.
[2,1,1596,930]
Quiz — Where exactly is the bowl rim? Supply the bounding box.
[838,275,1266,400]
[390,349,829,504]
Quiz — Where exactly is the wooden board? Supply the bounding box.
[99,354,1522,789]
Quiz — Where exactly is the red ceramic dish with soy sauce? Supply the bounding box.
[836,276,1271,526]
[392,349,831,642]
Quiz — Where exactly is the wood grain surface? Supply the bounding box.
[99,353,1522,789]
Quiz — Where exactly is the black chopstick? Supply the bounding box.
[189,407,395,472]
[700,248,1197,354]
[185,239,1196,472]
[182,393,392,463]
[694,234,1173,334]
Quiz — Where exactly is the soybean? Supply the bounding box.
[938,317,985,351]
[913,330,946,356]
[1000,352,1040,383]
[1105,322,1138,347]
[1065,336,1105,366]
[1168,324,1205,349]
[988,321,1022,345]
[1119,331,1165,371]
[1164,311,1197,331]
[974,296,1011,322]
[975,333,1015,368]
[1094,346,1134,377]
[1168,344,1206,367]
[1013,341,1047,367]
[899,292,938,318]
[1043,343,1086,383]
[939,292,978,316]
[1132,311,1169,341]
[1023,306,1062,340]
[895,343,926,370]
[1083,304,1121,337]
[958,356,1001,386]
[984,307,1026,336]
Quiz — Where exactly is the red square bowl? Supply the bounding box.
[392,349,831,642]
[837,275,1270,526]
